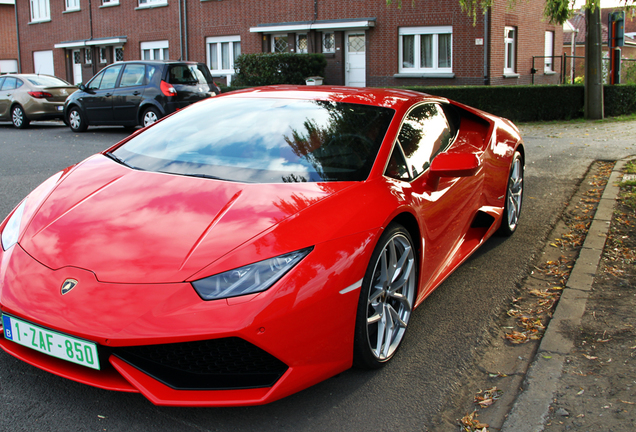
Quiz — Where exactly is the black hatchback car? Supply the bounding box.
[64,60,220,132]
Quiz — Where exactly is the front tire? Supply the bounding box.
[498,151,524,236]
[11,105,30,129]
[353,223,417,369]
[68,107,88,132]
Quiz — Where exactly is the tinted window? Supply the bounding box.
[99,65,122,89]
[1,77,16,91]
[385,145,410,181]
[27,76,71,86]
[145,65,158,83]
[119,64,146,87]
[167,64,212,85]
[397,103,452,178]
[112,97,395,183]
[15,79,24,89]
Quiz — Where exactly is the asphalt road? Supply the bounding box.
[0,120,634,432]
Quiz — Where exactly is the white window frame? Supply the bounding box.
[322,32,335,53]
[102,0,119,5]
[114,46,124,62]
[206,35,240,85]
[398,26,453,74]
[30,0,50,23]
[296,34,308,54]
[138,0,167,7]
[504,26,516,74]
[271,34,288,53]
[99,47,108,64]
[65,0,80,12]
[140,40,169,60]
[544,31,554,73]
[85,48,92,65]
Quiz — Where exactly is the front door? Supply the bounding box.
[345,32,366,87]
[72,50,83,85]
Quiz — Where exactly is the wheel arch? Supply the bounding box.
[388,211,422,295]
[137,101,165,124]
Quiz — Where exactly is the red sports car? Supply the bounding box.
[0,86,524,406]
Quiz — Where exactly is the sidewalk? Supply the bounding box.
[501,158,636,432]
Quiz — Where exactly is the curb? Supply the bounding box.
[501,157,631,432]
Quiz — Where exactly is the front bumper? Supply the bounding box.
[0,231,374,406]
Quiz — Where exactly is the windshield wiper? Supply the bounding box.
[105,152,134,169]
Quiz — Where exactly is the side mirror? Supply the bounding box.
[427,152,481,188]
[78,84,86,91]
[430,152,481,178]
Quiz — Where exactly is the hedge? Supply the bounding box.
[233,53,327,86]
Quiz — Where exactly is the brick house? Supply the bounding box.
[0,0,18,74]
[14,0,561,87]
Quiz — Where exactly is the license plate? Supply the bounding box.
[2,314,100,370]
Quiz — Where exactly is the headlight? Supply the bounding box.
[1,200,27,251]
[192,247,313,301]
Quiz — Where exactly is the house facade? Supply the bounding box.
[0,0,18,74]
[14,0,562,87]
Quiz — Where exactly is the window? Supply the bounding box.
[114,47,124,62]
[30,0,50,22]
[296,34,308,54]
[102,0,118,5]
[138,0,167,6]
[272,35,288,53]
[65,0,80,11]
[119,64,146,87]
[88,65,122,90]
[544,31,554,72]
[140,40,169,60]
[504,27,516,74]
[399,27,452,73]
[322,32,335,53]
[85,48,92,65]
[392,103,452,179]
[206,36,241,75]
[99,48,108,64]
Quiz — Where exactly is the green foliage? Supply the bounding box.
[397,85,585,122]
[604,84,636,117]
[233,53,327,87]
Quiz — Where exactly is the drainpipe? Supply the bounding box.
[178,0,183,60]
[14,0,22,73]
[183,0,188,61]
[483,7,490,85]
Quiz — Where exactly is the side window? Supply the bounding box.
[98,65,122,89]
[119,64,146,87]
[1,77,17,91]
[15,79,24,89]
[0,78,5,89]
[385,145,411,181]
[145,65,158,83]
[87,71,105,90]
[397,103,452,178]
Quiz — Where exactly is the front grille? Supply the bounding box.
[113,337,288,390]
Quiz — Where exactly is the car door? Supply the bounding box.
[386,102,482,293]
[113,63,147,124]
[0,77,7,119]
[83,64,122,124]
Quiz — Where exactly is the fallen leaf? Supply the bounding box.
[583,355,598,360]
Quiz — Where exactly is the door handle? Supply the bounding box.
[133,91,141,96]
[105,93,112,97]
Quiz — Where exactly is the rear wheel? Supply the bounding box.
[11,105,30,129]
[353,223,417,369]
[68,107,88,132]
[498,151,524,236]
[142,107,160,127]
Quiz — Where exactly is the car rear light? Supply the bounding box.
[28,91,53,99]
[160,80,177,96]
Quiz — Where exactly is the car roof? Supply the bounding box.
[110,60,203,66]
[221,85,438,110]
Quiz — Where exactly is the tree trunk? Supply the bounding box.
[585,6,604,120]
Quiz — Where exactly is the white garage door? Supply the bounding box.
[0,60,18,74]
[33,50,55,76]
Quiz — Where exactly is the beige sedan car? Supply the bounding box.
[0,74,77,128]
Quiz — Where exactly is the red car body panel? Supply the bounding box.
[0,86,524,406]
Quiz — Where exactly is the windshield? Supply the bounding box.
[112,97,395,183]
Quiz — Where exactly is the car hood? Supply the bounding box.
[19,155,352,284]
